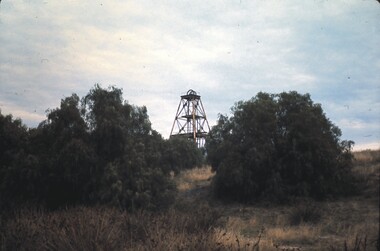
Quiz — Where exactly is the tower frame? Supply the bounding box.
[170,89,210,147]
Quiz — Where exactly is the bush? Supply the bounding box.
[1,85,200,211]
[206,91,356,203]
[162,137,204,174]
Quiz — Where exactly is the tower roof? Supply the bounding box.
[181,89,200,100]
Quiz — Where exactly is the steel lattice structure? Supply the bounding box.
[170,89,210,147]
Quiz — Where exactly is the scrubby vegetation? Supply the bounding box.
[206,91,356,203]
[0,85,202,211]
[1,88,378,250]
[0,205,224,251]
[1,160,378,250]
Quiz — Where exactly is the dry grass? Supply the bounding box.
[1,152,379,251]
[211,196,378,250]
[1,207,128,250]
[0,205,225,251]
[267,225,320,245]
[353,150,380,198]
[175,165,214,192]
[353,149,380,166]
[206,150,380,250]
[174,151,379,250]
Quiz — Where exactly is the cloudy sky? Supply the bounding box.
[0,0,379,150]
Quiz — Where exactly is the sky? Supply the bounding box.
[0,0,379,150]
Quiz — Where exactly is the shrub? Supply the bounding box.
[206,91,356,203]
[162,137,204,174]
[0,85,187,211]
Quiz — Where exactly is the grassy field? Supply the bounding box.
[173,150,379,250]
[1,150,379,250]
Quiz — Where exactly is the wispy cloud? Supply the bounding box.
[0,0,379,150]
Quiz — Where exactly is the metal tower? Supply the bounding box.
[170,89,211,147]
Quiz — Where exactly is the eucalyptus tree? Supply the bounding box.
[207,91,355,202]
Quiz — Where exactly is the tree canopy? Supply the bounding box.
[1,88,357,209]
[206,91,355,203]
[0,85,202,210]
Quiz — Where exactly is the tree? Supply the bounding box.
[80,85,176,210]
[162,137,204,174]
[82,85,127,163]
[0,85,204,210]
[0,111,28,169]
[24,94,95,208]
[0,111,38,208]
[206,91,355,203]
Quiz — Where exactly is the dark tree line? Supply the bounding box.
[0,85,203,210]
[1,88,357,209]
[206,91,356,203]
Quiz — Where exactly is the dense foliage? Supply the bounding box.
[0,85,202,210]
[162,137,204,174]
[206,91,355,202]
